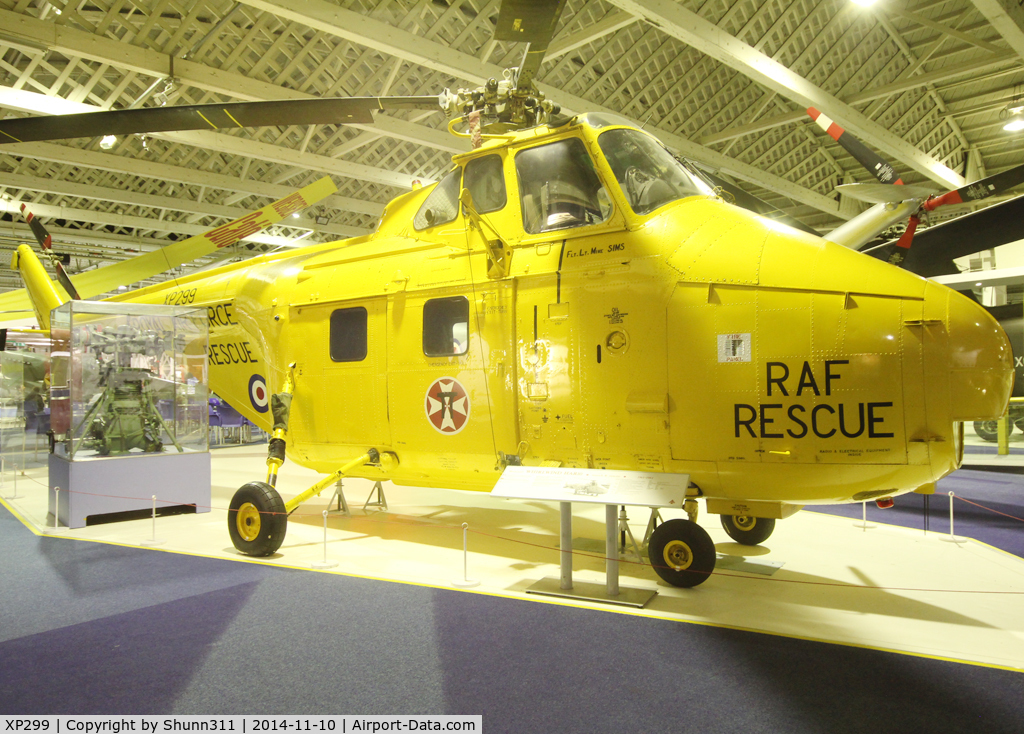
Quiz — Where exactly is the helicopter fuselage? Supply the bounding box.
[106,116,1013,514]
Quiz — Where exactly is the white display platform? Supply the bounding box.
[48,451,211,528]
[5,445,1024,671]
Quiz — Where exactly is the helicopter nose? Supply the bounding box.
[929,282,1013,421]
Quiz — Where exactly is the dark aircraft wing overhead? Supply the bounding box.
[861,194,1024,277]
[0,97,440,144]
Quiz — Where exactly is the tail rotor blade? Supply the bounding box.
[18,203,80,300]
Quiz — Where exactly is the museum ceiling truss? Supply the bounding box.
[0,0,1020,293]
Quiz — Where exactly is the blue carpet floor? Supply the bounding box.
[2,482,1024,732]
[810,469,1024,558]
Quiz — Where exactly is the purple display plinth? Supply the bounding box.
[48,452,211,529]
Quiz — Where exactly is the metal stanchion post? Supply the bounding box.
[140,495,165,546]
[312,510,338,569]
[941,490,968,544]
[853,501,875,530]
[7,460,22,500]
[452,522,480,588]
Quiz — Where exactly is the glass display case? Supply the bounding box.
[0,334,51,472]
[49,300,209,460]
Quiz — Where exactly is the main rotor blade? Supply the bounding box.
[495,0,569,92]
[807,107,904,185]
[0,97,441,145]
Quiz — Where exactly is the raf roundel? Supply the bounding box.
[425,377,471,435]
[248,374,270,413]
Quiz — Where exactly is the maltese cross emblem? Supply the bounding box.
[425,377,471,435]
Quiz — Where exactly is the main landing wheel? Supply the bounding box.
[647,519,716,588]
[973,420,1004,442]
[228,481,287,556]
[720,514,776,546]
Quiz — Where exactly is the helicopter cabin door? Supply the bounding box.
[386,281,518,487]
[287,297,391,458]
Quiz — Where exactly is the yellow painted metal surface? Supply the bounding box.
[11,245,62,330]
[9,117,1014,511]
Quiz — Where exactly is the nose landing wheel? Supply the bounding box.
[228,481,287,556]
[647,519,716,588]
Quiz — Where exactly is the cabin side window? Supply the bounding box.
[330,307,368,362]
[463,155,507,214]
[514,137,612,234]
[414,169,462,230]
[423,296,469,357]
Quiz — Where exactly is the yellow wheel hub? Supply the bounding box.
[236,502,262,542]
[663,539,693,571]
[734,515,756,531]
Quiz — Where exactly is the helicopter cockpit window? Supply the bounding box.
[463,155,507,214]
[515,138,612,234]
[597,128,704,216]
[330,307,368,362]
[414,168,462,230]
[423,296,469,357]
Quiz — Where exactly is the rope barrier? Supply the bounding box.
[13,480,1024,594]
[954,494,1024,524]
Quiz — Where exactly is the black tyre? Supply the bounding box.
[973,420,1001,442]
[228,481,287,556]
[647,519,716,588]
[720,514,776,545]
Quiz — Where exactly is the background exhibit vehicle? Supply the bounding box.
[16,111,1006,587]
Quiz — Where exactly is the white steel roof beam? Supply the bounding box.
[0,172,366,238]
[970,0,1024,62]
[605,0,966,188]
[0,141,384,218]
[235,0,842,217]
[0,8,465,155]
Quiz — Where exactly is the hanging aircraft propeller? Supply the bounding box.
[807,107,904,186]
[18,202,81,300]
[809,107,1024,264]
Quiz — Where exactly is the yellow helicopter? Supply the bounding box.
[0,1,1014,588]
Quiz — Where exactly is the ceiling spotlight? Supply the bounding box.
[850,0,877,6]
[1003,115,1024,132]
[99,134,117,150]
[1001,90,1024,132]
[292,212,300,218]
